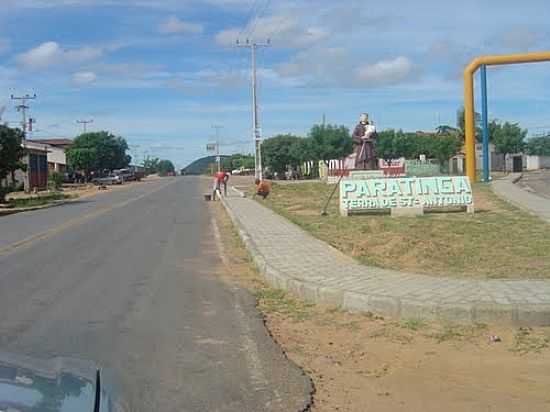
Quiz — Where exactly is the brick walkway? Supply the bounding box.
[222,190,550,326]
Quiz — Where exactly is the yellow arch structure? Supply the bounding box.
[464,51,550,182]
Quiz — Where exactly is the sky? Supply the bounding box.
[1,0,549,168]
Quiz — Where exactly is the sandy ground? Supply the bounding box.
[212,200,550,412]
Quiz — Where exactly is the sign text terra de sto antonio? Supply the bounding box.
[340,176,473,211]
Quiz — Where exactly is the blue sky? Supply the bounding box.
[1,0,549,168]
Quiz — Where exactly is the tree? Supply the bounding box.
[525,136,550,156]
[261,134,303,175]
[456,107,482,141]
[492,121,527,155]
[66,147,96,178]
[0,125,26,202]
[220,154,255,171]
[377,129,416,160]
[142,156,160,175]
[66,131,131,178]
[427,134,463,165]
[436,125,459,135]
[377,129,461,165]
[308,124,353,165]
[157,159,175,176]
[231,154,255,170]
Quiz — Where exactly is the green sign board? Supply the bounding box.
[340,176,473,215]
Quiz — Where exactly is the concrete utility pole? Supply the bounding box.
[77,119,93,133]
[212,125,223,172]
[237,39,270,180]
[11,93,37,140]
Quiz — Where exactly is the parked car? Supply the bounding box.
[91,175,122,185]
[113,169,136,182]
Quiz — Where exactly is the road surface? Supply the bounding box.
[0,177,311,411]
[519,169,550,199]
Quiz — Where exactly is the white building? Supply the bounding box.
[27,138,72,173]
[1,141,49,191]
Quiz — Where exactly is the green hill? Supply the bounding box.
[181,155,229,175]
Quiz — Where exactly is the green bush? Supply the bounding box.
[526,136,550,156]
[48,171,64,190]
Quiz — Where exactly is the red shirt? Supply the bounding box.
[215,171,227,182]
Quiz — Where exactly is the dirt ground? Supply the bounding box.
[212,201,550,412]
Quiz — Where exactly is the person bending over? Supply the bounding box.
[255,178,271,199]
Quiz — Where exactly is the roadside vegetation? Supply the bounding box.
[256,182,550,279]
[260,107,534,179]
[0,125,26,203]
[6,192,76,208]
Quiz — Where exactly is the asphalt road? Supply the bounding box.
[519,169,550,199]
[0,177,311,412]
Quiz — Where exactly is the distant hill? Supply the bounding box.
[181,155,230,175]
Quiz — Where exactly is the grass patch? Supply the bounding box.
[254,288,314,321]
[258,181,550,279]
[429,323,488,343]
[401,318,427,331]
[9,192,76,208]
[511,327,550,354]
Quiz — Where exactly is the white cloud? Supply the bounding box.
[215,14,328,48]
[158,16,203,34]
[354,56,414,86]
[276,47,347,86]
[16,41,103,70]
[72,71,97,84]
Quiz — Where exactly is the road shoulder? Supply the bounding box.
[212,195,550,412]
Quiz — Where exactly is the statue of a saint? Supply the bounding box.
[352,113,378,170]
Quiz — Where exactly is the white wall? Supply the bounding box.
[46,145,66,167]
[526,155,550,170]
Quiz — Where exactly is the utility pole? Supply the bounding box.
[77,119,93,133]
[212,125,223,172]
[11,93,36,140]
[322,113,326,127]
[237,38,270,180]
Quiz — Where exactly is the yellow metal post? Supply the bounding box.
[464,69,476,182]
[463,51,550,182]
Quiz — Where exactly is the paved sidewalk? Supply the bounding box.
[221,189,550,326]
[492,173,550,223]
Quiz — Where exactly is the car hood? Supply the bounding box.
[0,351,113,412]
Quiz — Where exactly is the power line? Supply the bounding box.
[11,93,36,139]
[77,119,94,133]
[247,0,272,39]
[237,38,271,180]
[238,0,262,39]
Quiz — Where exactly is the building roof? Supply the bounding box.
[27,138,73,148]
[22,141,49,153]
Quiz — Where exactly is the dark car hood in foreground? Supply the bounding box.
[0,351,112,412]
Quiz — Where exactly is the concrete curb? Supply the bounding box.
[220,192,550,326]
